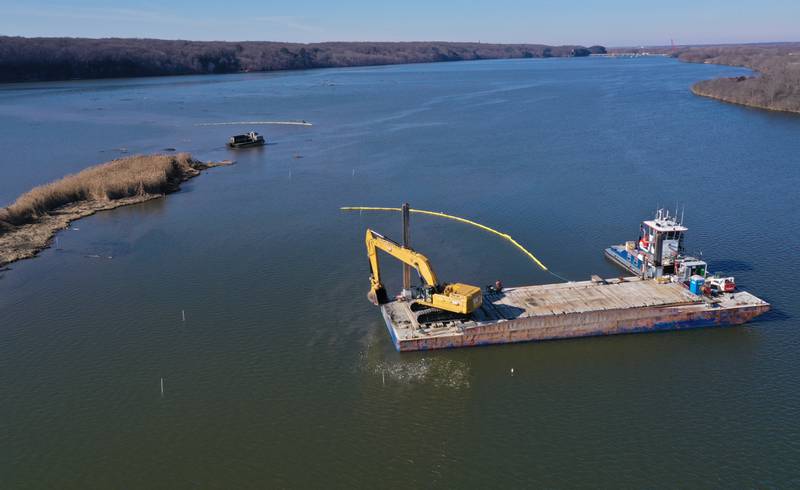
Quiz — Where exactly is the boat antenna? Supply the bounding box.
[681,206,685,225]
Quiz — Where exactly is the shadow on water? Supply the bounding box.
[48,238,131,260]
[43,197,170,260]
[0,73,269,97]
[93,195,169,221]
[83,240,134,258]
[706,259,754,274]
[759,306,792,322]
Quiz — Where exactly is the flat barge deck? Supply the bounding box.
[381,276,770,351]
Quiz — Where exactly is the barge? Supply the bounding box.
[373,207,770,351]
[380,276,769,351]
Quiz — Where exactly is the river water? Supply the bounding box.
[1,57,799,488]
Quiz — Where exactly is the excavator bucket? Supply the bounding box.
[367,286,388,306]
[367,289,379,306]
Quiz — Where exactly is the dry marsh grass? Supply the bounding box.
[0,153,197,229]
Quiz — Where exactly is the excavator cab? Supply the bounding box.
[365,229,482,315]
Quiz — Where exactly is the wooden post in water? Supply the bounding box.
[402,202,411,293]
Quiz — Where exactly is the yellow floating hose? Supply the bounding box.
[340,206,549,272]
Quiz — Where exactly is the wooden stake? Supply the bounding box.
[402,202,411,291]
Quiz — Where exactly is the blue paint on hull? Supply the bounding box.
[604,245,643,275]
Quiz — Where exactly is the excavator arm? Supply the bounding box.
[366,229,439,296]
[365,229,482,314]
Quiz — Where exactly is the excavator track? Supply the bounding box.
[411,304,469,326]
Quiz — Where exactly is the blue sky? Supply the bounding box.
[1,0,797,46]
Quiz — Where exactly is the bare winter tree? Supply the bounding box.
[675,44,800,113]
[0,37,605,83]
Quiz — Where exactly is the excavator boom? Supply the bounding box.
[365,229,482,315]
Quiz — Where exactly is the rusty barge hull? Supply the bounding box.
[380,277,770,352]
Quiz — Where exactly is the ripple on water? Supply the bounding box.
[369,357,471,389]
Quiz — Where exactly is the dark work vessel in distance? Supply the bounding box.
[227,131,266,149]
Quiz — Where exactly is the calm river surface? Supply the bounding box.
[1,57,799,488]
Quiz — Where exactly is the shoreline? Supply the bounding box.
[0,156,232,268]
[673,45,800,115]
[690,84,800,114]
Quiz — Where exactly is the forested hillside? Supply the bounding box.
[0,37,606,83]
[675,44,800,113]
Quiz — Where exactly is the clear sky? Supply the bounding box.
[1,0,797,46]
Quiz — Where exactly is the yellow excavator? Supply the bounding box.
[365,229,482,315]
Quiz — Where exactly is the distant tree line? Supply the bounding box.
[0,37,606,83]
[674,44,800,113]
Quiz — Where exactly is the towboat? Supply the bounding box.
[604,208,738,295]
